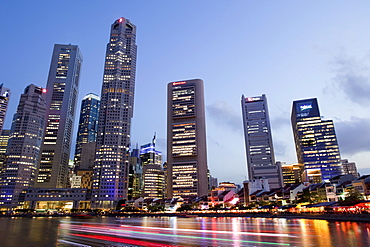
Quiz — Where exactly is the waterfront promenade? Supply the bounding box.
[2,211,370,222]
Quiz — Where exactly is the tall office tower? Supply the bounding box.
[140,137,165,199]
[167,79,208,199]
[0,129,10,182]
[36,44,82,188]
[341,159,359,178]
[241,94,282,189]
[0,84,10,136]
[0,84,47,208]
[73,93,100,171]
[291,98,343,182]
[92,17,137,208]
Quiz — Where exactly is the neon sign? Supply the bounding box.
[172,81,186,86]
[247,97,261,102]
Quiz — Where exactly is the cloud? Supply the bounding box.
[335,117,370,156]
[271,115,291,130]
[273,140,288,157]
[326,54,370,104]
[206,100,243,133]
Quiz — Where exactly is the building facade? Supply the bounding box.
[92,18,137,208]
[241,94,282,189]
[0,129,10,182]
[0,84,47,208]
[74,93,100,171]
[341,159,359,178]
[140,138,165,199]
[280,162,303,185]
[167,79,208,199]
[0,84,10,136]
[291,98,343,182]
[35,44,82,188]
[128,147,142,200]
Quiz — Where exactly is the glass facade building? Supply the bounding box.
[92,18,137,208]
[241,94,282,189]
[291,98,343,182]
[73,93,100,171]
[140,138,165,199]
[36,44,82,188]
[167,79,208,199]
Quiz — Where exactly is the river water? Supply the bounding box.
[0,216,369,246]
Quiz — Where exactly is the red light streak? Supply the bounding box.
[70,233,177,247]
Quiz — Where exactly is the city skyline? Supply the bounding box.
[1,1,370,184]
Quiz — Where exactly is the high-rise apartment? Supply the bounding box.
[0,84,47,208]
[291,98,343,182]
[92,17,137,208]
[36,44,82,188]
[0,84,10,136]
[167,79,208,199]
[74,93,100,171]
[241,94,282,189]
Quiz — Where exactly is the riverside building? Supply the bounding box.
[73,93,100,171]
[92,17,137,208]
[291,98,343,182]
[36,44,82,188]
[0,84,47,208]
[241,94,282,189]
[167,79,208,199]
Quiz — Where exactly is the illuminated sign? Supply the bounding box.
[2,91,9,98]
[300,104,312,111]
[247,97,261,102]
[172,81,187,86]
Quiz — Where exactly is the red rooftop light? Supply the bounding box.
[119,18,123,23]
[42,88,47,93]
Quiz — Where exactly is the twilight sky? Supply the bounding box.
[1,1,370,184]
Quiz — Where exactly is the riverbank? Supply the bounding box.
[2,212,370,222]
[113,212,370,222]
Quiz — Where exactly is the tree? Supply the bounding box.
[339,187,363,206]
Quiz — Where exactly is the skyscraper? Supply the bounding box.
[291,98,343,182]
[92,17,137,208]
[0,84,47,208]
[74,93,100,171]
[140,136,165,199]
[241,94,282,189]
[36,44,82,188]
[0,84,10,136]
[167,79,208,199]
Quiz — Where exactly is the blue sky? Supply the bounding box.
[1,1,370,184]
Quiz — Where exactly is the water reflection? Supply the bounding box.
[0,216,369,246]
